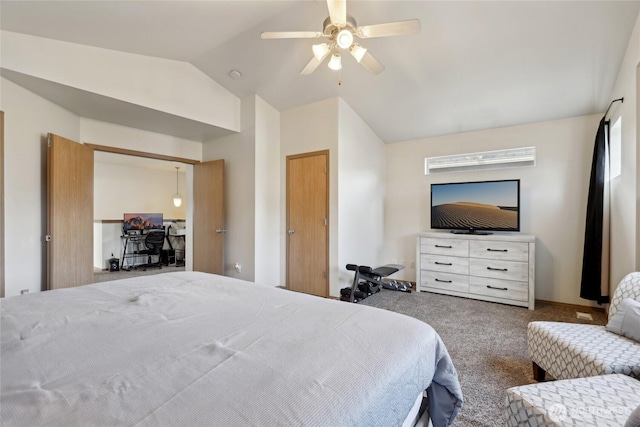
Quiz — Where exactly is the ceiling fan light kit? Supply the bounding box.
[336,29,353,49]
[349,43,367,63]
[328,52,342,71]
[261,0,420,75]
[312,43,331,61]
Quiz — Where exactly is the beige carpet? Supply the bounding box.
[359,288,607,427]
[93,265,185,283]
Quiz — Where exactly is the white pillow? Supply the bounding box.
[606,298,640,343]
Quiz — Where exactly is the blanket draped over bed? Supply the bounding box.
[1,272,462,427]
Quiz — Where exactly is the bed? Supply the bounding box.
[1,272,462,426]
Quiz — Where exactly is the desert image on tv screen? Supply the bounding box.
[431,181,518,230]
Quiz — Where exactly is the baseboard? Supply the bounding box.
[535,299,606,313]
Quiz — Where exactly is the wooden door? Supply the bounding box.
[287,151,329,297]
[47,134,94,290]
[193,159,224,274]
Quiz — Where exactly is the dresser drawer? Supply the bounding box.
[420,237,469,257]
[421,271,469,293]
[421,254,469,275]
[470,240,528,262]
[469,258,528,282]
[469,277,528,302]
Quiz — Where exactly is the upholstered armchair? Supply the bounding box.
[527,272,640,381]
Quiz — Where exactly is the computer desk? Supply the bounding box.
[165,233,185,266]
[120,233,147,270]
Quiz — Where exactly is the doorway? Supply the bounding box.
[46,136,225,290]
[92,151,189,274]
[286,150,329,297]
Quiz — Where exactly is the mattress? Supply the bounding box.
[1,271,462,426]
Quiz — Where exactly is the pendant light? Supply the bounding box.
[173,166,182,207]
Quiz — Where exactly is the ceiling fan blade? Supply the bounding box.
[327,0,346,27]
[300,50,330,75]
[261,31,323,39]
[357,19,421,38]
[359,51,385,75]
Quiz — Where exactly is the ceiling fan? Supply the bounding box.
[261,0,421,75]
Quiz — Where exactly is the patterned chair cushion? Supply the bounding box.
[610,273,640,320]
[528,322,640,380]
[506,374,640,426]
[606,298,640,343]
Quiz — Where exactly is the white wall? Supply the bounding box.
[2,31,240,132]
[202,95,281,286]
[254,97,281,286]
[281,98,340,295]
[605,11,640,288]
[203,96,257,281]
[385,114,601,307]
[94,163,187,221]
[1,77,80,296]
[1,79,204,294]
[337,98,386,289]
[80,118,202,160]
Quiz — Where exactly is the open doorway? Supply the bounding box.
[46,136,224,289]
[92,151,188,280]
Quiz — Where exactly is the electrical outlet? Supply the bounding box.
[392,258,397,265]
[20,289,29,295]
[410,261,415,269]
[400,260,405,267]
[234,262,242,273]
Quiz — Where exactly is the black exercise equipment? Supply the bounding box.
[340,263,413,303]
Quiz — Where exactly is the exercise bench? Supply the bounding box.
[340,263,412,303]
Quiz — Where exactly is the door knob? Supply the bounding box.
[215,228,226,234]
[288,229,295,235]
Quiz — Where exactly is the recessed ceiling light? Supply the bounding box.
[229,69,242,79]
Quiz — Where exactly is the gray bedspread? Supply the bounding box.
[1,272,462,426]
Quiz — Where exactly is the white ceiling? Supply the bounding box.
[2,0,639,143]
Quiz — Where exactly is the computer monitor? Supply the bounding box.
[123,213,164,233]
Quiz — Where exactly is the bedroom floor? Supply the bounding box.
[360,289,607,426]
[93,265,185,283]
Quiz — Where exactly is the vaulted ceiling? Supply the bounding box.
[2,1,639,143]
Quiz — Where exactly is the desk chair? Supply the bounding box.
[139,230,165,270]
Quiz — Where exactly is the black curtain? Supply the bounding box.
[580,117,609,304]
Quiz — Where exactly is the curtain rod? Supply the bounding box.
[603,97,624,119]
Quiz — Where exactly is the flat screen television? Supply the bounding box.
[430,179,520,234]
[123,213,164,233]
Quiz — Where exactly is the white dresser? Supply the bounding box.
[416,232,535,310]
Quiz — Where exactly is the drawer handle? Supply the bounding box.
[435,245,452,249]
[435,262,452,266]
[487,248,508,252]
[435,279,452,283]
[487,285,508,291]
[487,267,508,272]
